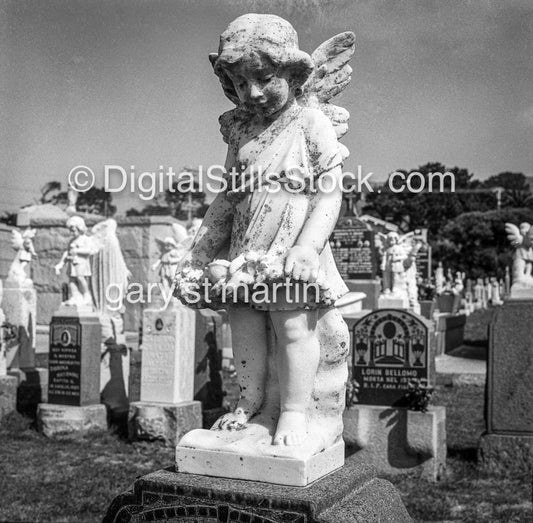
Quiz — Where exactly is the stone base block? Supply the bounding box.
[37,403,107,437]
[128,400,202,447]
[343,405,446,481]
[103,454,412,523]
[0,375,18,420]
[478,433,533,475]
[378,295,409,309]
[176,440,344,487]
[8,367,48,414]
[346,279,381,310]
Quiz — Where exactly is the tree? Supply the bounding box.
[75,187,116,216]
[363,162,495,236]
[481,171,529,191]
[0,211,17,225]
[39,181,66,205]
[126,169,208,220]
[481,172,532,209]
[432,207,533,278]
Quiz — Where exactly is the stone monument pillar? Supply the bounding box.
[128,300,202,446]
[37,305,107,436]
[479,300,533,473]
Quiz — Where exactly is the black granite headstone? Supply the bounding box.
[329,217,377,280]
[48,313,101,406]
[352,309,433,406]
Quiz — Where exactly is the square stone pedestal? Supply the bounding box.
[8,366,48,414]
[36,403,107,437]
[0,374,18,419]
[378,295,409,309]
[128,400,202,447]
[176,441,345,487]
[343,405,446,481]
[103,455,412,523]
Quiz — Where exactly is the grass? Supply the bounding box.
[0,414,173,523]
[1,382,531,522]
[1,308,531,522]
[388,384,532,522]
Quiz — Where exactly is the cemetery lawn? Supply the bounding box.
[1,381,531,522]
[387,383,532,522]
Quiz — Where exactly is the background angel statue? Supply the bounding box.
[378,231,422,312]
[54,216,94,307]
[7,228,37,286]
[505,222,533,292]
[151,222,188,295]
[54,216,130,311]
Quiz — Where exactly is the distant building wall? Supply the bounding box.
[20,212,184,331]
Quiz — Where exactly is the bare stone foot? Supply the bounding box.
[272,411,307,446]
[212,406,250,431]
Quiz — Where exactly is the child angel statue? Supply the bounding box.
[174,14,355,453]
[55,216,130,311]
[7,228,37,285]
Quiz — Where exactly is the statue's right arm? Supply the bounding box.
[186,192,233,266]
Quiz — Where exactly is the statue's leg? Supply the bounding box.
[78,277,92,305]
[213,307,269,430]
[514,257,526,282]
[269,308,319,446]
[66,279,80,305]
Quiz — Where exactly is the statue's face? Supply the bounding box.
[68,225,80,238]
[520,223,530,235]
[227,53,291,118]
[388,233,399,245]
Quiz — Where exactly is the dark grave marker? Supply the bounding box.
[48,313,101,406]
[352,309,433,406]
[330,217,377,280]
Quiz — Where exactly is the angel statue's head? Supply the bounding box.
[66,216,87,236]
[163,237,178,251]
[209,14,313,117]
[519,222,531,236]
[386,232,400,246]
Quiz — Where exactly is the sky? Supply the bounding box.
[2,0,533,214]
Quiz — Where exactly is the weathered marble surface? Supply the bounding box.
[173,14,357,483]
[177,308,350,484]
[37,403,107,437]
[129,400,202,447]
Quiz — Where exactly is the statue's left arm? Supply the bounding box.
[295,109,344,254]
